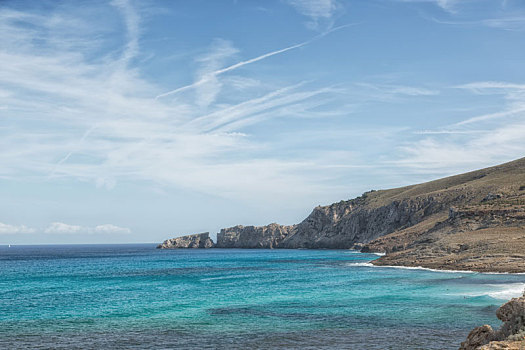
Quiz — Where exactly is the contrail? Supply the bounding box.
[155,23,356,100]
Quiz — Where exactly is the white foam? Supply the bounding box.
[343,250,361,254]
[372,252,386,256]
[486,283,525,300]
[345,262,375,267]
[454,283,525,300]
[374,264,476,274]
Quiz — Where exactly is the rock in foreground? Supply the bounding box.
[157,232,214,249]
[460,295,525,349]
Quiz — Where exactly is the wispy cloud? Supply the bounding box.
[355,83,439,97]
[0,1,357,207]
[285,0,342,29]
[397,0,461,13]
[44,222,131,234]
[94,224,131,234]
[431,16,525,31]
[44,222,83,234]
[111,0,140,65]
[156,39,310,100]
[454,81,525,92]
[0,222,35,234]
[396,81,525,173]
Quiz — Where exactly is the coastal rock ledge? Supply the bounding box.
[157,232,214,249]
[460,294,525,349]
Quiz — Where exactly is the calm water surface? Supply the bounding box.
[1,245,524,349]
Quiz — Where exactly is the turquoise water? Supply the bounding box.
[1,245,524,349]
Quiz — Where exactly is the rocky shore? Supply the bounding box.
[460,293,525,349]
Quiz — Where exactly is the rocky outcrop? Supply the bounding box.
[157,232,214,249]
[460,295,525,349]
[280,193,450,249]
[369,205,525,273]
[215,223,295,248]
[461,325,496,350]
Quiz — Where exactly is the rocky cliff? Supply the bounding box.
[367,201,525,273]
[460,294,525,349]
[157,232,214,249]
[280,192,451,249]
[215,223,295,248]
[159,157,525,272]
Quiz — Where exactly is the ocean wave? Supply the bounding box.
[485,283,525,300]
[453,283,525,300]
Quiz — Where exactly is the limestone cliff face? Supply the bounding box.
[280,193,450,249]
[215,223,295,248]
[212,191,460,250]
[157,232,214,249]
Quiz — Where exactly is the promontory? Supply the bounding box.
[159,157,525,273]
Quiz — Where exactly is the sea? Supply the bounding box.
[1,245,524,349]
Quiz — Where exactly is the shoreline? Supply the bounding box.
[370,256,525,274]
[347,257,525,275]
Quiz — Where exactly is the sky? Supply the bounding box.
[1,0,525,244]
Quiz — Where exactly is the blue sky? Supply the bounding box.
[1,0,525,244]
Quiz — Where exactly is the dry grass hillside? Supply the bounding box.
[364,157,525,272]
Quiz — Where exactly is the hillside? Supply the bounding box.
[362,157,525,272]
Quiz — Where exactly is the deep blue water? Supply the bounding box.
[0,245,524,349]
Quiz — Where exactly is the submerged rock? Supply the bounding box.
[157,232,214,249]
[460,295,525,349]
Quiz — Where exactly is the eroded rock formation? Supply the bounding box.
[460,295,525,350]
[215,223,295,248]
[157,232,214,249]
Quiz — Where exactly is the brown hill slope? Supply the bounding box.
[363,157,525,272]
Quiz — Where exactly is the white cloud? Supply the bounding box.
[44,222,83,234]
[355,83,439,98]
[0,222,35,234]
[396,81,525,174]
[286,0,339,19]
[94,224,131,234]
[285,0,341,29]
[44,222,131,234]
[398,0,460,13]
[454,81,525,91]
